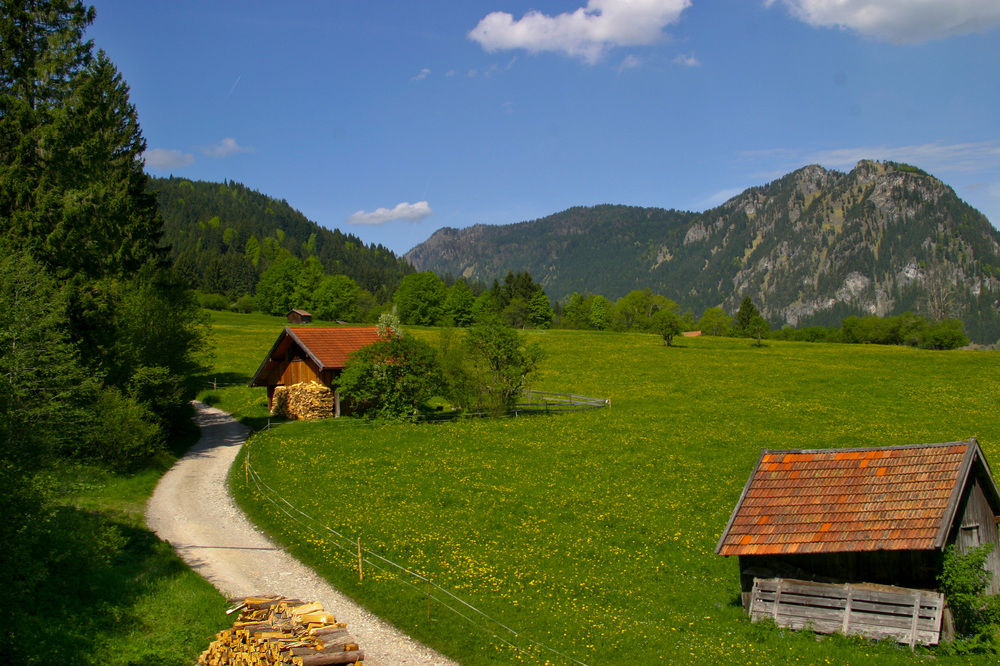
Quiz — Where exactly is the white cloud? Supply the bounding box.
[143,148,195,170]
[765,0,1000,44]
[618,54,643,71]
[346,201,434,226]
[412,68,431,81]
[469,0,691,63]
[202,137,252,158]
[672,52,699,66]
[697,186,748,209]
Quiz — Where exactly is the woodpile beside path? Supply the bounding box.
[272,382,334,420]
[199,596,364,666]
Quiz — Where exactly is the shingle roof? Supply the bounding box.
[248,326,380,387]
[715,440,995,557]
[288,327,379,370]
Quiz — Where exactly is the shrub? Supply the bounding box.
[197,291,230,311]
[939,544,1000,639]
[232,294,255,313]
[338,331,443,420]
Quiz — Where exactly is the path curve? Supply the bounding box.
[146,401,459,666]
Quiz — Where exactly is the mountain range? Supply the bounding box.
[406,161,1000,343]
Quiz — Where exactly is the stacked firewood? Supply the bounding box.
[198,596,364,666]
[272,382,334,420]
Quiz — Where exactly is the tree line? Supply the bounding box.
[0,2,210,654]
[237,248,971,351]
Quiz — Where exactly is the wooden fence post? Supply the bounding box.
[357,538,363,582]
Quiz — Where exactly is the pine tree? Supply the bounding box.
[734,296,761,336]
[0,0,96,271]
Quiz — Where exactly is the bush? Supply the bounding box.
[79,388,164,471]
[197,291,230,311]
[917,319,969,350]
[939,544,1000,639]
[338,331,443,420]
[232,294,255,313]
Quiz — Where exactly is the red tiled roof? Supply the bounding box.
[248,327,381,387]
[286,327,380,370]
[715,441,987,556]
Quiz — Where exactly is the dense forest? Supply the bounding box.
[151,176,414,304]
[0,2,212,659]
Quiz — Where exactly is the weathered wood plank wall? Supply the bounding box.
[749,578,944,648]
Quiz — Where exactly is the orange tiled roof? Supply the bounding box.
[248,326,381,387]
[716,441,985,557]
[287,327,380,370]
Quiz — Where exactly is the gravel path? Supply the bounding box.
[146,401,459,666]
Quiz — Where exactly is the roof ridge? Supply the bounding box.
[761,440,972,455]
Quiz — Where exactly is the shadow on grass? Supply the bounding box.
[9,506,225,665]
[194,371,251,391]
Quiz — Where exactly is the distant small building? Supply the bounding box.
[248,326,380,417]
[716,439,1000,609]
[681,330,702,337]
[287,309,312,324]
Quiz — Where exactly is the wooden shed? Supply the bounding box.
[286,309,313,324]
[716,439,1000,610]
[248,326,380,417]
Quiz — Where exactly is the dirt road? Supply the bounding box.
[146,401,458,666]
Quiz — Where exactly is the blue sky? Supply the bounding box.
[86,1,1000,256]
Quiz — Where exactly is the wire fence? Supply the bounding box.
[243,445,592,666]
[513,390,610,415]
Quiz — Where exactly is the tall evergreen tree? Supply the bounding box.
[734,296,761,336]
[0,0,96,274]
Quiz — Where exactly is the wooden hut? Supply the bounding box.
[248,326,380,417]
[716,439,1000,610]
[286,309,312,324]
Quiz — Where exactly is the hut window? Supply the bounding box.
[959,525,981,550]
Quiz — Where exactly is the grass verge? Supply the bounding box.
[11,440,231,664]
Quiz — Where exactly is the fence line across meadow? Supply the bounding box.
[241,448,591,666]
[514,390,610,414]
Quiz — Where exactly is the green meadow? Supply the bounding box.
[207,311,1000,665]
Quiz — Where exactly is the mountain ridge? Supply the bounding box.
[406,161,1000,342]
[150,176,414,301]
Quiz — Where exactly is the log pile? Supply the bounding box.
[198,596,364,665]
[272,382,334,420]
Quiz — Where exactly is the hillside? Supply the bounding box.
[151,177,414,301]
[407,161,1000,342]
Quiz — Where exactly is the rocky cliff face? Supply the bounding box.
[407,161,1000,342]
[707,162,1000,334]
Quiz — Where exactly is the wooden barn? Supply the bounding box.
[286,309,313,324]
[715,439,1000,645]
[716,439,1000,605]
[248,326,380,417]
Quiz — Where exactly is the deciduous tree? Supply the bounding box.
[338,324,442,420]
[394,271,446,326]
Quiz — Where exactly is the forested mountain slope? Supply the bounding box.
[151,177,413,301]
[407,161,1000,342]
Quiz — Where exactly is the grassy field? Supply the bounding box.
[20,457,231,665]
[208,311,1000,665]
